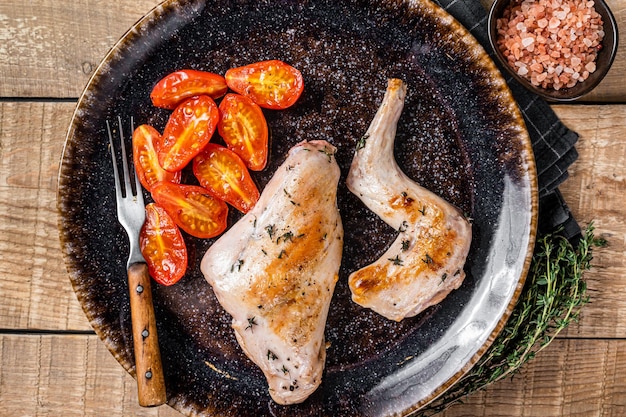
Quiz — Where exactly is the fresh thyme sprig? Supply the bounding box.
[415,224,600,416]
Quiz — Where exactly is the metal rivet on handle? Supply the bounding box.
[136,285,144,294]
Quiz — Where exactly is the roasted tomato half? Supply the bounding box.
[158,95,219,172]
[151,182,228,239]
[218,93,269,171]
[193,143,260,213]
[225,60,304,110]
[140,203,188,286]
[132,124,181,192]
[150,69,228,109]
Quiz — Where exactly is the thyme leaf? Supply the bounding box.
[277,231,294,244]
[356,134,369,150]
[245,316,257,331]
[388,255,404,266]
[319,146,335,163]
[231,259,244,272]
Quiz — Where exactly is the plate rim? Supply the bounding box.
[57,0,539,414]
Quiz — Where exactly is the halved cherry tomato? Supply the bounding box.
[151,182,228,239]
[225,60,304,110]
[193,143,260,213]
[132,124,181,192]
[159,95,219,172]
[218,93,268,171]
[150,69,228,110]
[140,203,188,286]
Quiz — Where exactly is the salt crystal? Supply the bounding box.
[522,37,535,47]
[538,18,549,28]
[555,10,568,20]
[518,66,529,76]
[585,61,596,72]
[549,17,561,28]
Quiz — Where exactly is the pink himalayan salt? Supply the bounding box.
[496,0,604,90]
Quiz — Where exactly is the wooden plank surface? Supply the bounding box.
[1,0,626,415]
[443,338,626,416]
[0,102,89,331]
[1,103,624,336]
[0,102,625,415]
[1,334,625,417]
[0,334,180,417]
[554,104,626,338]
[1,0,624,101]
[0,0,162,98]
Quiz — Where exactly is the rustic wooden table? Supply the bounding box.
[1,1,624,416]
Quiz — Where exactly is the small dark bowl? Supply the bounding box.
[488,0,618,101]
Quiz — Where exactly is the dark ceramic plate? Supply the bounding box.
[58,0,538,415]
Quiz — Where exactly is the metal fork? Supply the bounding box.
[108,117,166,407]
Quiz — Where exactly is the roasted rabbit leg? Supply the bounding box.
[346,79,472,322]
[201,140,343,404]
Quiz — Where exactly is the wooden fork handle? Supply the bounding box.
[127,262,167,407]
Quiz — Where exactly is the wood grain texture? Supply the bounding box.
[2,0,624,100]
[1,0,625,415]
[554,105,626,339]
[0,101,89,331]
[127,263,167,407]
[2,103,624,337]
[0,0,162,98]
[0,335,180,417]
[1,335,625,416]
[442,338,626,416]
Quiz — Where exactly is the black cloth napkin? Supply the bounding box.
[433,0,582,243]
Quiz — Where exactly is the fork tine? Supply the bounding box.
[109,116,142,202]
[128,116,144,203]
[117,116,133,198]
[107,120,122,199]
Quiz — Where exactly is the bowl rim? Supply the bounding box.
[487,0,619,102]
